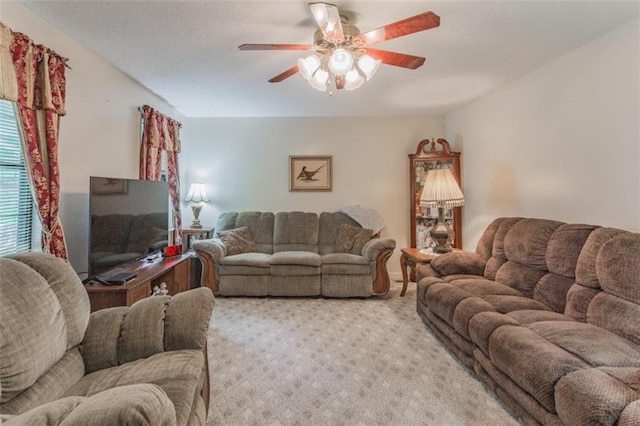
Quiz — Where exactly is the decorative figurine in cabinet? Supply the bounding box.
[409,138,462,252]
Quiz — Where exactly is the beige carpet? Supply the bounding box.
[206,281,520,425]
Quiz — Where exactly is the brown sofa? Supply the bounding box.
[0,253,215,425]
[416,217,640,425]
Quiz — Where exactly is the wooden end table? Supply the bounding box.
[182,226,215,253]
[399,248,440,297]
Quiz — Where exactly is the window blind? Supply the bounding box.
[0,100,33,257]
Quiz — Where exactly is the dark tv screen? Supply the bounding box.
[89,177,169,276]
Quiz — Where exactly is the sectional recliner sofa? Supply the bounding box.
[417,217,640,425]
[193,211,396,297]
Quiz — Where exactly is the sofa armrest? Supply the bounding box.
[429,251,486,277]
[361,238,396,295]
[192,238,226,261]
[80,287,214,374]
[193,238,227,294]
[2,384,176,426]
[362,238,396,261]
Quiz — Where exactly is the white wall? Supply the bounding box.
[180,116,446,276]
[446,18,640,248]
[3,2,184,274]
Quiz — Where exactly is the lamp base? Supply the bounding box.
[190,204,203,229]
[430,207,454,254]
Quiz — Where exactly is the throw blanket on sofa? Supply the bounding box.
[339,205,386,235]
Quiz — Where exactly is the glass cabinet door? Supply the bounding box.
[409,139,462,250]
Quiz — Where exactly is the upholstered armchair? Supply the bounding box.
[0,253,214,425]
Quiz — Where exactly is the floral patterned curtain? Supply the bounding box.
[139,104,182,244]
[1,22,69,259]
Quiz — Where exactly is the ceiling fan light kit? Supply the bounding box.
[239,2,441,93]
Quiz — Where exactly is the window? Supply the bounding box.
[0,100,34,257]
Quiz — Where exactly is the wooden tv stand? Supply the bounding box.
[84,253,193,312]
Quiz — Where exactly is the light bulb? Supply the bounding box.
[298,55,321,82]
[328,48,354,75]
[357,55,381,81]
[344,69,365,91]
[309,68,329,91]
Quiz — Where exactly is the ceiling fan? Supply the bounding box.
[239,2,440,92]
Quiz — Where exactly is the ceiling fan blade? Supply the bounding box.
[268,65,300,83]
[309,2,344,42]
[239,44,313,51]
[355,11,440,45]
[366,48,425,70]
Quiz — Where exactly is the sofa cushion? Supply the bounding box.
[588,292,640,346]
[0,258,70,403]
[321,253,370,275]
[503,219,564,270]
[575,227,626,288]
[63,350,204,426]
[564,284,601,322]
[217,226,256,255]
[218,253,270,276]
[269,251,321,267]
[270,265,321,276]
[274,212,319,253]
[215,212,274,254]
[431,252,486,276]
[528,321,640,368]
[484,217,523,280]
[318,212,361,255]
[596,233,640,304]
[555,368,640,426]
[321,253,369,265]
[322,253,371,275]
[269,251,322,276]
[489,326,588,413]
[334,224,372,255]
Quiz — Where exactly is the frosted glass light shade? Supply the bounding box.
[357,54,381,81]
[309,68,329,91]
[420,169,464,208]
[344,69,364,91]
[185,183,210,203]
[298,55,321,81]
[328,48,354,75]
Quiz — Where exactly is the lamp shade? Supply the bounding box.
[344,69,365,91]
[185,183,210,203]
[298,55,321,81]
[357,54,381,81]
[328,48,354,75]
[420,168,464,208]
[309,68,329,91]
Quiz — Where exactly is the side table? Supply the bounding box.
[399,248,439,297]
[182,226,215,253]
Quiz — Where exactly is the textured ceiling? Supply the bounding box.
[18,1,639,118]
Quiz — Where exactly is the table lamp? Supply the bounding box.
[419,168,464,253]
[185,183,209,229]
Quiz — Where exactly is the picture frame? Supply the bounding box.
[289,155,333,192]
[91,177,128,195]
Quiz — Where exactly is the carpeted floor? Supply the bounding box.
[206,281,520,425]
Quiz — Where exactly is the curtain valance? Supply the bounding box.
[141,104,182,153]
[0,22,68,115]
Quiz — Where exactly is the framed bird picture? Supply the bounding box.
[289,155,333,192]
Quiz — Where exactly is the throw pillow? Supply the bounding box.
[217,226,256,256]
[334,224,373,255]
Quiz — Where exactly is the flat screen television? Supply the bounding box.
[88,176,170,276]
